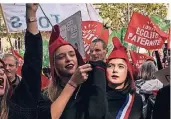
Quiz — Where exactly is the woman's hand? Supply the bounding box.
[68,64,92,87]
[26,3,39,12]
[26,3,39,34]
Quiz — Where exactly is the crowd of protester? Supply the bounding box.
[0,3,170,119]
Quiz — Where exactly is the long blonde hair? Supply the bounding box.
[47,47,83,102]
[47,55,66,102]
[47,73,63,102]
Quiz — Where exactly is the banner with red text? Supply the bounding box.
[130,51,154,68]
[125,12,169,50]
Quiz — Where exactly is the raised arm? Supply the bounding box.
[10,3,42,103]
[23,3,42,101]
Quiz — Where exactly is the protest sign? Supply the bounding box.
[130,51,154,68]
[82,21,109,60]
[59,11,85,58]
[1,3,102,32]
[124,12,169,50]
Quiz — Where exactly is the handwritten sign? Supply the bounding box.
[59,11,85,58]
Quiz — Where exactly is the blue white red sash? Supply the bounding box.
[116,94,135,119]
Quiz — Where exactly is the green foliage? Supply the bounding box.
[42,40,49,67]
[151,15,170,32]
[19,48,25,57]
[97,3,168,31]
[0,4,170,59]
[97,3,169,52]
[18,39,50,67]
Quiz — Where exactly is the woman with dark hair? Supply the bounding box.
[0,3,43,119]
[87,37,143,119]
[103,37,143,119]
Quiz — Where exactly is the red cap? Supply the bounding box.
[107,37,135,88]
[107,37,129,62]
[48,24,84,82]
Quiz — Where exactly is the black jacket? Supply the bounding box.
[38,61,107,119]
[152,85,170,119]
[8,31,42,119]
[105,87,143,119]
[85,61,143,119]
[38,61,143,119]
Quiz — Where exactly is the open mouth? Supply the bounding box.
[65,64,74,69]
[0,78,4,89]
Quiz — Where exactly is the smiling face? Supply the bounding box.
[54,45,78,78]
[0,61,8,96]
[106,58,128,89]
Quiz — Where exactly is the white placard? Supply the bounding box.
[59,11,85,58]
[1,3,102,32]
